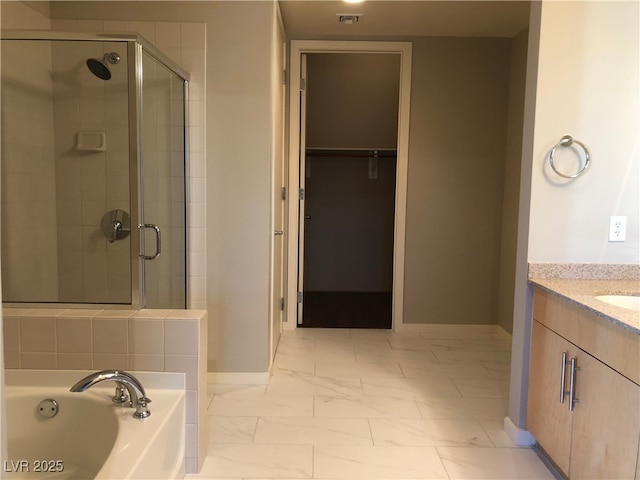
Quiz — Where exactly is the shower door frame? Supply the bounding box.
[0,30,191,309]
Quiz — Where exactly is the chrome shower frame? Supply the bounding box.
[1,30,191,310]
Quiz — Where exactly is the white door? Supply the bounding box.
[269,25,287,362]
[296,54,308,325]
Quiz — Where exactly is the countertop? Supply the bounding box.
[529,276,640,335]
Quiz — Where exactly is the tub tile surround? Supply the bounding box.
[528,263,640,333]
[2,307,208,473]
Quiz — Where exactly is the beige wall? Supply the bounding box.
[528,1,639,264]
[306,53,400,149]
[403,37,511,325]
[204,2,275,373]
[498,28,528,334]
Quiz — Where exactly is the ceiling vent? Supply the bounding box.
[337,14,362,25]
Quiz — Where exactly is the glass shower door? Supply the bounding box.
[138,50,187,308]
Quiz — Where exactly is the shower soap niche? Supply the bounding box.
[76,131,106,152]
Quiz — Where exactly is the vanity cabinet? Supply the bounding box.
[528,289,640,479]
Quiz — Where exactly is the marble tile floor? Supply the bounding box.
[186,327,558,480]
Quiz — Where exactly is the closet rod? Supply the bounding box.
[305,148,397,158]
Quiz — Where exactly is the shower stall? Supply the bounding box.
[0,31,190,309]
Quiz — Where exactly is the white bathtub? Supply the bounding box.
[4,370,185,480]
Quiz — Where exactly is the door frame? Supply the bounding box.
[269,6,287,366]
[285,40,413,331]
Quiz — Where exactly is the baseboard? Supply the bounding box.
[393,323,501,334]
[207,372,270,385]
[504,416,536,446]
[496,325,513,340]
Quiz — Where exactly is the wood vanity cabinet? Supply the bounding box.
[528,288,640,479]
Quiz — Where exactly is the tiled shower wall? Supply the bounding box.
[1,17,207,308]
[50,18,208,310]
[51,39,132,303]
[3,307,208,473]
[0,40,59,301]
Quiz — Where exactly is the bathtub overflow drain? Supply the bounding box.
[37,398,59,418]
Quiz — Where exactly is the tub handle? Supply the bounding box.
[134,396,152,419]
[112,382,129,404]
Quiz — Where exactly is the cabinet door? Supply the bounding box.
[569,352,640,479]
[527,320,574,475]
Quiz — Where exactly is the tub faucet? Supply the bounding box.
[70,370,152,419]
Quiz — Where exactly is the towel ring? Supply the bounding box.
[549,135,591,179]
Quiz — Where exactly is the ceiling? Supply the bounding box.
[279,1,531,38]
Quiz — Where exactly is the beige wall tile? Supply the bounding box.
[56,317,92,353]
[93,353,128,370]
[180,23,206,49]
[57,353,93,370]
[94,310,135,319]
[164,319,198,355]
[155,22,181,48]
[128,318,164,354]
[102,20,129,32]
[4,352,20,369]
[186,389,198,424]
[132,309,171,319]
[180,49,205,75]
[76,19,102,32]
[3,316,20,353]
[92,318,128,353]
[20,353,56,369]
[20,317,56,352]
[129,354,164,371]
[165,355,198,389]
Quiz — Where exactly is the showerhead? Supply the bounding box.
[86,52,121,81]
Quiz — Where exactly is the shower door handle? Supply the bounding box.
[138,224,161,260]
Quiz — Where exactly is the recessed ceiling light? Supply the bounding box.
[344,0,365,3]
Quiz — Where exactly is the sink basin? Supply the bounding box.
[595,294,640,311]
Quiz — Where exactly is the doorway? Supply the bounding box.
[286,41,413,330]
[302,53,399,329]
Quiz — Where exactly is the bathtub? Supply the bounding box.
[4,370,185,479]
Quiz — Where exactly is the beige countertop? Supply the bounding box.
[529,277,640,335]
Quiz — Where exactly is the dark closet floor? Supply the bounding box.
[301,291,392,329]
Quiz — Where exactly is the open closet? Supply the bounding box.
[298,53,401,328]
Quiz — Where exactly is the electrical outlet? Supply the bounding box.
[608,216,627,242]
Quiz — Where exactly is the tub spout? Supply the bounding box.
[70,370,152,419]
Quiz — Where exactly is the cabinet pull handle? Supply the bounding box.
[568,357,580,411]
[560,351,568,404]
